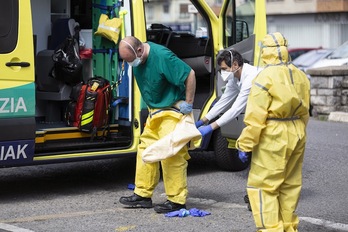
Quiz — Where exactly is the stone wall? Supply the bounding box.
[306,66,348,118]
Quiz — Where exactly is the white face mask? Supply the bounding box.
[121,40,143,67]
[220,70,234,81]
[128,57,142,67]
[220,67,240,81]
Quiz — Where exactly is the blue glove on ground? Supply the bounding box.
[165,208,211,217]
[179,101,193,114]
[165,208,190,217]
[238,150,251,163]
[189,208,211,217]
[127,183,135,190]
[195,120,204,128]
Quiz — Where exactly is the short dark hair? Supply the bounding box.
[217,49,244,67]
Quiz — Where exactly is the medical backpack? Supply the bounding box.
[66,76,112,139]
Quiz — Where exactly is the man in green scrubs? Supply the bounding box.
[118,36,196,214]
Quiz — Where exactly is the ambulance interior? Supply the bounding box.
[32,0,215,153]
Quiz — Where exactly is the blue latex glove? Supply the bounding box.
[198,125,213,149]
[127,183,135,190]
[238,150,251,163]
[189,208,211,217]
[165,208,190,217]
[195,120,204,128]
[179,101,193,114]
[198,124,213,137]
[165,210,181,217]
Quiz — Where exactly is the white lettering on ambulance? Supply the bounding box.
[0,98,9,113]
[0,144,28,160]
[4,146,15,160]
[0,97,27,113]
[16,144,28,159]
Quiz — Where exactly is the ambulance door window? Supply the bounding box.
[224,0,253,47]
[0,0,19,53]
[235,0,254,42]
[144,0,208,45]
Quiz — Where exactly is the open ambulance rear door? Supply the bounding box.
[0,0,36,166]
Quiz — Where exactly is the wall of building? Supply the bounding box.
[267,12,348,49]
[267,0,317,14]
[266,0,348,49]
[266,0,348,14]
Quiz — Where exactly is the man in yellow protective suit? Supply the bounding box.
[118,36,196,214]
[236,32,310,232]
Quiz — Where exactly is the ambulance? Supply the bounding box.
[0,0,266,171]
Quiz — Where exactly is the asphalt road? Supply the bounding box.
[0,118,347,232]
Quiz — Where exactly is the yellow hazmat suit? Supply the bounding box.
[141,112,201,163]
[134,108,191,205]
[236,32,310,232]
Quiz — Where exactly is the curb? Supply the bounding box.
[328,112,348,123]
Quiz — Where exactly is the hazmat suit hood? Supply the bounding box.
[261,32,289,65]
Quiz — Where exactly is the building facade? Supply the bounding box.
[266,0,348,49]
[144,0,348,49]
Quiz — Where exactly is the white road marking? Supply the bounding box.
[300,217,348,231]
[188,197,348,231]
[0,222,35,232]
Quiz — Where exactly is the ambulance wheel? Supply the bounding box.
[212,128,250,171]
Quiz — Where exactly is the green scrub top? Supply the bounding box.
[133,42,191,109]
